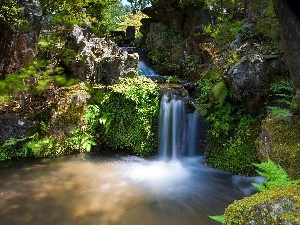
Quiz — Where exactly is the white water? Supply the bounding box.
[158,93,200,160]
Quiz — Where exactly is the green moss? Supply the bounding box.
[0,137,33,161]
[47,83,90,137]
[95,77,159,155]
[256,114,300,179]
[224,185,300,225]
[206,114,260,175]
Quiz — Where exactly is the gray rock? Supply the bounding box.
[0,114,38,142]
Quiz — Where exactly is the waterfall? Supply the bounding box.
[158,92,200,160]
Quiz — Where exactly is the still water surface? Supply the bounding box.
[0,152,262,225]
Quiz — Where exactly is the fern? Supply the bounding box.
[208,215,224,224]
[212,80,227,107]
[267,106,292,117]
[252,158,300,192]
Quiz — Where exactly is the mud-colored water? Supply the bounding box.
[0,152,263,225]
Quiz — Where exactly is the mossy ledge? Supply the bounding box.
[223,185,300,225]
[256,114,300,179]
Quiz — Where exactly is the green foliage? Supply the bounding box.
[203,19,245,46]
[253,0,281,54]
[270,79,294,94]
[0,137,32,161]
[118,11,147,38]
[0,0,27,27]
[68,128,96,153]
[208,215,224,224]
[206,113,260,175]
[196,68,231,137]
[252,158,300,192]
[165,75,181,84]
[0,59,79,103]
[94,77,159,155]
[267,79,297,117]
[267,106,292,117]
[206,103,233,138]
[24,134,56,156]
[212,80,227,107]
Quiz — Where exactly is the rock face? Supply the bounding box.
[0,114,38,142]
[46,83,90,138]
[64,25,139,85]
[0,0,43,79]
[140,3,210,76]
[226,54,286,114]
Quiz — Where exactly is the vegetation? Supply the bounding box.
[90,76,159,155]
[0,59,79,104]
[210,158,300,224]
[252,158,300,191]
[256,114,300,180]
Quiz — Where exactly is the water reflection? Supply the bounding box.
[0,153,263,225]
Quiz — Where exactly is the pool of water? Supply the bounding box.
[0,152,263,225]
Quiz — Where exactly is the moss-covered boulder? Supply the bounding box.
[26,82,92,157]
[256,114,300,179]
[47,82,90,138]
[224,185,300,225]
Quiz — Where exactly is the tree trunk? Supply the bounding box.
[0,1,43,79]
[272,0,300,109]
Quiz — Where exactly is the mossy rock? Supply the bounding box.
[47,82,90,138]
[256,114,300,179]
[224,185,300,225]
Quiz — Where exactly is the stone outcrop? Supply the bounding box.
[46,82,90,138]
[63,25,139,85]
[139,2,210,76]
[0,0,43,79]
[226,54,286,114]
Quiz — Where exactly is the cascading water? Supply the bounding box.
[158,91,200,160]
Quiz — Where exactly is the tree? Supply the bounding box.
[272,0,300,109]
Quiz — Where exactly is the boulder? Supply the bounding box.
[226,54,286,114]
[224,185,300,225]
[46,83,90,138]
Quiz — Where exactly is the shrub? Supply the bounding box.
[92,77,159,155]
